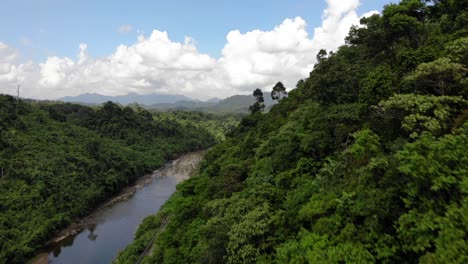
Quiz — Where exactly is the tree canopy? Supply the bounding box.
[0,98,229,263]
[249,88,265,114]
[117,0,468,263]
[271,82,287,101]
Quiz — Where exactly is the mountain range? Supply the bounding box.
[59,92,192,106]
[59,92,277,113]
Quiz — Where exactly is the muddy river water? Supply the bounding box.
[30,151,205,264]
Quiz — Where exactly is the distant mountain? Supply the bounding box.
[148,100,216,111]
[206,97,222,103]
[59,92,192,105]
[210,92,275,113]
[148,92,276,114]
[60,92,277,114]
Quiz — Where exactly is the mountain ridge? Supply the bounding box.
[59,92,192,106]
[60,92,278,113]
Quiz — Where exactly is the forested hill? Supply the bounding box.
[0,98,220,263]
[148,92,277,113]
[116,0,468,263]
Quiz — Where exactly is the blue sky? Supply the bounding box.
[1,0,397,100]
[2,0,394,61]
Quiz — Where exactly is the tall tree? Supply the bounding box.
[250,88,265,114]
[271,82,287,101]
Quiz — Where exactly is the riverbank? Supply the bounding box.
[28,150,205,264]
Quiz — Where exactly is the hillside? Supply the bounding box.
[116,1,468,263]
[0,98,222,263]
[148,100,216,111]
[149,92,277,113]
[209,92,276,113]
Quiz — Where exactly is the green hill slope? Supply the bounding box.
[0,99,217,263]
[116,1,468,263]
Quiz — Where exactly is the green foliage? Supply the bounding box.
[378,94,467,137]
[404,57,467,96]
[116,0,468,263]
[444,37,468,65]
[271,82,287,101]
[359,66,396,105]
[151,111,240,142]
[396,125,468,263]
[226,203,272,264]
[0,98,217,263]
[250,89,265,114]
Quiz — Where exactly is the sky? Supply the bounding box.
[0,0,395,100]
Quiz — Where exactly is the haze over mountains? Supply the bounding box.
[59,92,276,113]
[59,92,191,106]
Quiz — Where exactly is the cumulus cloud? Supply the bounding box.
[218,0,374,93]
[0,42,39,97]
[0,42,20,87]
[0,0,378,100]
[312,0,361,52]
[118,24,133,34]
[220,17,314,91]
[32,30,221,99]
[0,42,21,88]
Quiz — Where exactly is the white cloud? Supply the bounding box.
[218,0,374,93]
[0,42,40,97]
[360,10,380,19]
[219,17,314,91]
[29,30,221,99]
[311,0,361,52]
[0,0,378,100]
[118,24,133,34]
[0,42,19,86]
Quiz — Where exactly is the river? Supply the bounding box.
[30,151,205,264]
